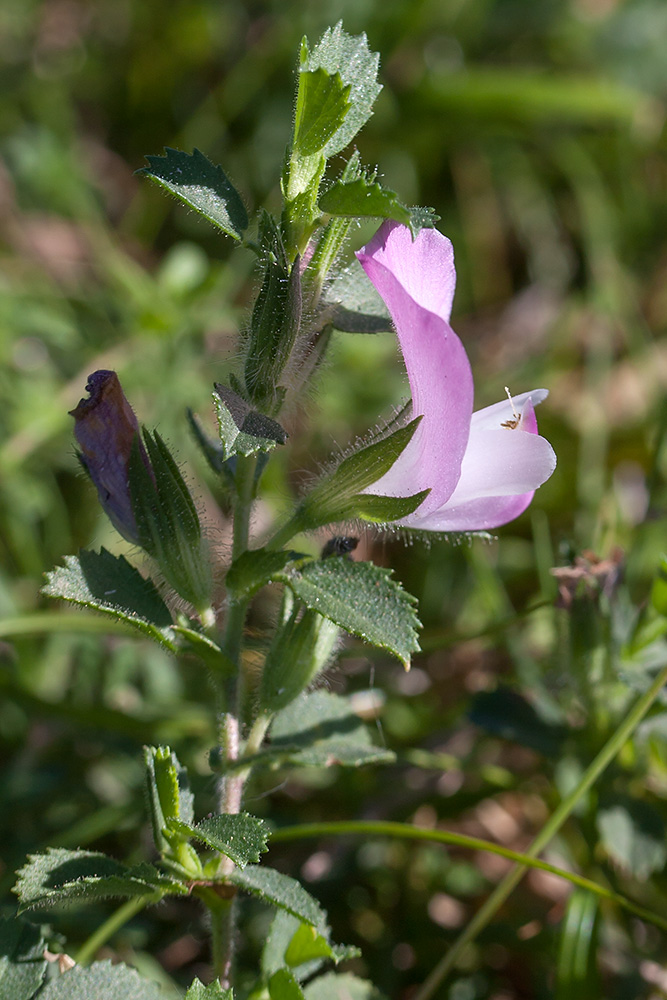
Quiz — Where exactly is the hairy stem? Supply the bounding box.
[209,898,236,989]
[414,659,667,1000]
[210,454,258,986]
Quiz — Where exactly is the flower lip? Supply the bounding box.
[355,221,556,532]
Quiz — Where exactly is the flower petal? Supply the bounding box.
[356,221,474,511]
[358,220,457,320]
[470,389,549,432]
[401,395,556,531]
[408,491,537,532]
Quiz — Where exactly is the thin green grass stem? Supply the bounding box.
[413,659,667,1000]
[76,896,148,965]
[269,819,667,936]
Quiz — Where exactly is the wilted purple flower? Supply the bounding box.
[356,222,556,531]
[70,370,148,544]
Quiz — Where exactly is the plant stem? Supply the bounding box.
[210,454,258,985]
[76,896,148,965]
[414,659,667,1000]
[209,897,236,989]
[269,820,667,934]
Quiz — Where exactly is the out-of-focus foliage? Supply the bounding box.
[1,0,667,996]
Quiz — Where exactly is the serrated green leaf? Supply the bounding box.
[0,916,47,1000]
[408,205,440,232]
[167,813,269,868]
[43,549,175,648]
[38,960,161,1000]
[230,866,327,931]
[275,558,420,668]
[185,978,233,999]
[226,549,307,600]
[320,177,411,224]
[138,147,248,240]
[294,69,351,157]
[269,690,394,768]
[303,973,387,1000]
[269,969,306,1000]
[14,848,186,912]
[319,178,438,238]
[303,24,381,156]
[214,385,287,460]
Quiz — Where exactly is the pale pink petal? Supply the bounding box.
[407,490,537,532]
[356,221,473,511]
[401,396,555,531]
[471,389,549,431]
[358,220,457,320]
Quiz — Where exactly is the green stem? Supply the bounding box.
[265,514,303,552]
[210,454,258,984]
[269,820,667,935]
[413,659,667,1000]
[209,898,236,989]
[76,896,148,965]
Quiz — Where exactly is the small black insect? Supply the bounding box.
[321,536,359,559]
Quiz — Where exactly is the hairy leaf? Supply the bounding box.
[185,979,233,999]
[230,866,327,931]
[270,690,394,768]
[137,147,248,240]
[303,973,387,1000]
[276,558,420,668]
[214,385,287,460]
[269,969,306,1000]
[293,68,351,157]
[15,849,185,912]
[168,813,270,868]
[302,24,381,156]
[323,260,391,334]
[0,916,47,1000]
[43,549,175,648]
[226,549,307,599]
[38,960,161,1000]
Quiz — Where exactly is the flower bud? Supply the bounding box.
[70,370,149,545]
[71,370,210,609]
[260,605,339,713]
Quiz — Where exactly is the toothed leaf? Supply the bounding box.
[230,866,327,931]
[138,147,248,240]
[167,813,270,869]
[43,549,175,648]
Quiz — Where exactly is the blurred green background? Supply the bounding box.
[2,0,667,997]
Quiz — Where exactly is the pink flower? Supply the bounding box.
[355,222,556,531]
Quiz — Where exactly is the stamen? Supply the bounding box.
[501,386,521,430]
